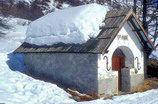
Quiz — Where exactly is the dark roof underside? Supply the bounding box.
[14,8,153,54]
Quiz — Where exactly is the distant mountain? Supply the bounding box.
[0,0,96,20]
[0,0,58,20]
[0,0,134,20]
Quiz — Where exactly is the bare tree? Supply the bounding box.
[145,1,158,59]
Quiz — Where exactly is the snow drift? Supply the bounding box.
[0,17,75,104]
[25,3,109,46]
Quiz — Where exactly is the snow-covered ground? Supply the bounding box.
[152,49,158,59]
[0,17,75,104]
[72,89,158,104]
[1,13,158,104]
[151,39,158,59]
[10,0,70,14]
[0,53,75,104]
[0,17,27,53]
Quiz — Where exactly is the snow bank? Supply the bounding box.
[70,89,158,104]
[0,17,75,104]
[0,17,28,53]
[25,3,108,46]
[22,0,35,5]
[0,53,75,104]
[151,49,158,59]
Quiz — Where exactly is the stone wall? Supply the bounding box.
[98,77,118,96]
[121,68,131,92]
[130,74,144,91]
[121,68,144,92]
[24,53,98,94]
[24,53,144,96]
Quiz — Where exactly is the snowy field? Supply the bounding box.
[1,15,158,104]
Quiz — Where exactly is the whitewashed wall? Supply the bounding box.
[98,22,144,80]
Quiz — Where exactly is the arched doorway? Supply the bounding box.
[112,46,134,91]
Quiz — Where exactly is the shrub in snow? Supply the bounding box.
[0,18,11,36]
[25,3,109,46]
[147,59,158,77]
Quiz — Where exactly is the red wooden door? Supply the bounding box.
[112,55,125,91]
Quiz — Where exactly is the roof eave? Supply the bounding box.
[131,12,155,50]
[100,8,134,54]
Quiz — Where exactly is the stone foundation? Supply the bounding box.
[98,77,118,96]
[130,74,144,91]
[121,68,144,92]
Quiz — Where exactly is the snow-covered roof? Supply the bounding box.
[15,8,154,54]
[25,3,109,46]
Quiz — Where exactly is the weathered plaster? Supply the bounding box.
[98,22,145,80]
[23,22,146,96]
[25,53,99,94]
[97,22,145,93]
[121,68,144,92]
[98,77,118,95]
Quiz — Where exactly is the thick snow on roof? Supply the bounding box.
[25,3,108,46]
